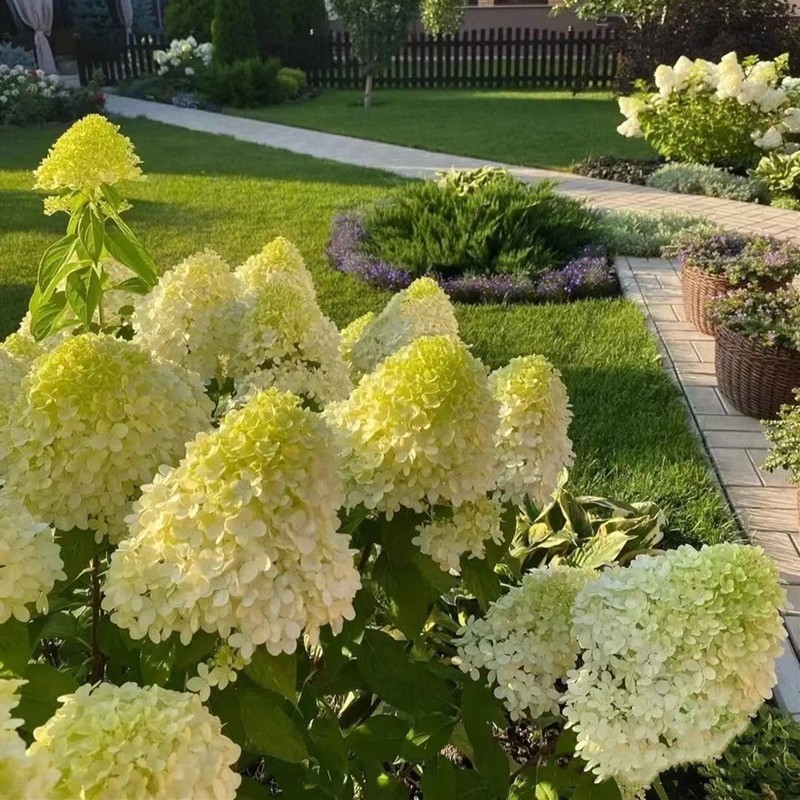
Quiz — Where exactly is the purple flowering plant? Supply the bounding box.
[709,288,800,351]
[326,211,619,305]
[664,230,800,285]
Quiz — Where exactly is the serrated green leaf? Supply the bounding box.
[244,648,297,705]
[55,528,100,586]
[0,619,31,678]
[461,682,509,797]
[36,611,90,648]
[30,291,68,341]
[236,777,273,799]
[78,208,105,263]
[309,715,347,777]
[139,638,176,685]
[17,663,77,732]
[347,714,415,762]
[104,226,157,287]
[37,234,79,294]
[238,688,308,763]
[460,557,502,611]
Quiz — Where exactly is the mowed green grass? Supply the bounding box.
[0,118,732,544]
[231,89,655,169]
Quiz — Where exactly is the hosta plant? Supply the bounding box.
[0,117,789,800]
[754,150,800,205]
[513,476,666,571]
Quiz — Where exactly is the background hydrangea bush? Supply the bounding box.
[0,116,790,800]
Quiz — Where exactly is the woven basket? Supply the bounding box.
[715,327,800,419]
[681,262,732,335]
[681,263,788,336]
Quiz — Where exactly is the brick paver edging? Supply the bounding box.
[103,95,800,717]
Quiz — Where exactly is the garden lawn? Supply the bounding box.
[0,118,731,544]
[231,89,655,169]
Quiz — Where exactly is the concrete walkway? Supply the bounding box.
[105,95,800,715]
[105,95,800,243]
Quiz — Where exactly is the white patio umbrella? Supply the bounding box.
[8,0,57,74]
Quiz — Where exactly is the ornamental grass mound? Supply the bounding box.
[327,168,619,304]
[0,115,792,800]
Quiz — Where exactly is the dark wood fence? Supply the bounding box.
[78,28,619,90]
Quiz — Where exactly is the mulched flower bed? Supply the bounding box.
[326,211,621,305]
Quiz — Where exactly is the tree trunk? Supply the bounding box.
[363,73,374,108]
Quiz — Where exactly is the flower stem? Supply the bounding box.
[90,554,105,683]
[653,777,670,800]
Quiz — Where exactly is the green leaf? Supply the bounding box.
[78,208,105,263]
[55,528,100,585]
[236,777,273,800]
[244,648,297,705]
[30,291,68,341]
[308,715,348,777]
[113,276,150,295]
[421,754,456,800]
[407,712,457,758]
[36,611,90,648]
[361,765,408,800]
[98,619,139,668]
[208,685,247,749]
[0,619,31,678]
[17,663,77,732]
[172,631,218,672]
[139,638,177,685]
[536,785,559,800]
[356,630,457,721]
[461,680,509,798]
[238,688,308,763]
[372,547,432,640]
[347,714,416,762]
[104,226,157,288]
[460,557,502,611]
[37,234,79,294]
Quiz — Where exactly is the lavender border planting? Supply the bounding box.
[326,211,620,304]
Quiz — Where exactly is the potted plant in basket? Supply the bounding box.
[764,388,800,528]
[709,287,800,419]
[664,231,800,335]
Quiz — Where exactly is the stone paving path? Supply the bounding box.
[104,96,800,716]
[619,258,800,719]
[105,95,800,242]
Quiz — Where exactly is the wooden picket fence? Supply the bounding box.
[77,28,619,91]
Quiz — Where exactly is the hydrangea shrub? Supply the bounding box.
[0,116,789,800]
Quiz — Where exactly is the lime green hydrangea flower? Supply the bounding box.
[236,236,316,298]
[0,339,39,431]
[229,277,351,407]
[0,490,65,624]
[33,114,143,194]
[490,355,574,507]
[30,682,241,800]
[412,495,504,573]
[0,679,58,800]
[565,543,787,788]
[455,566,594,720]
[347,277,460,379]
[325,335,498,514]
[103,388,361,659]
[340,311,376,374]
[133,250,242,382]
[1,334,213,541]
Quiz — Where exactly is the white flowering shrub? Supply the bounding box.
[565,544,786,790]
[346,276,460,378]
[29,682,241,800]
[1,117,788,800]
[618,53,800,169]
[0,334,213,540]
[153,36,213,81]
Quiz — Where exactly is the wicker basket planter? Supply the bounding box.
[682,262,786,336]
[715,327,800,419]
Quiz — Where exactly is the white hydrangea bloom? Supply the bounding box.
[654,64,677,98]
[782,106,800,133]
[753,125,784,150]
[133,250,242,381]
[228,277,351,407]
[30,682,241,800]
[103,388,361,659]
[491,355,574,508]
[347,277,460,379]
[455,567,593,721]
[412,495,504,573]
[1,334,212,541]
[186,644,246,702]
[340,311,376,376]
[0,490,65,623]
[236,237,317,298]
[324,335,499,515]
[0,679,58,800]
[0,335,41,431]
[565,544,786,788]
[617,96,647,138]
[715,52,745,100]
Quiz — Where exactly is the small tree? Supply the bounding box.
[68,0,115,38]
[163,0,215,40]
[420,0,463,36]
[212,0,258,65]
[329,0,417,107]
